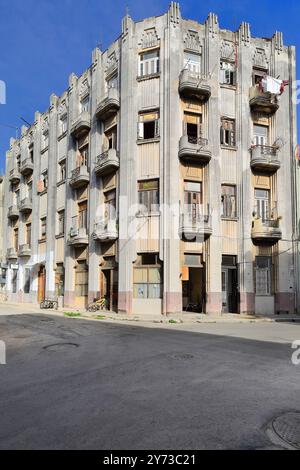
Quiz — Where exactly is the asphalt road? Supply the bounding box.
[0,312,300,450]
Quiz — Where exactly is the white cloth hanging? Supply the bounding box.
[261,76,282,95]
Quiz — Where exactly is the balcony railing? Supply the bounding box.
[68,215,88,246]
[95,149,120,176]
[19,198,32,213]
[18,244,31,257]
[179,69,211,102]
[251,217,282,245]
[179,208,212,240]
[96,87,120,121]
[9,167,21,183]
[8,205,19,220]
[92,219,118,242]
[178,135,211,164]
[70,111,91,138]
[250,145,280,173]
[249,86,279,115]
[69,165,90,189]
[20,157,34,175]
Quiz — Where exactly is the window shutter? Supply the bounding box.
[138,122,144,140]
[155,119,160,138]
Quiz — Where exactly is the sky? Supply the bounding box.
[0,0,299,173]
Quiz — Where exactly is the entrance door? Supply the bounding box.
[101,269,118,312]
[222,263,238,313]
[38,266,46,303]
[182,256,206,313]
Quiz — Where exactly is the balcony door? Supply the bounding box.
[255,189,270,222]
[184,181,203,223]
[184,52,201,75]
[184,113,202,143]
[78,201,87,229]
[104,190,116,223]
[253,125,268,146]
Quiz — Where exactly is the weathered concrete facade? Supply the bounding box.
[3,3,299,315]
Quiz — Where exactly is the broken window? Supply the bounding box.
[138,111,160,140]
[221,185,237,218]
[220,61,236,86]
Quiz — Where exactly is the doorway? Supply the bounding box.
[38,266,46,303]
[101,268,118,312]
[182,254,206,313]
[222,256,238,313]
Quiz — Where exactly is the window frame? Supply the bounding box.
[220,60,236,86]
[139,49,160,78]
[255,256,272,296]
[221,185,237,219]
[137,110,160,141]
[220,118,236,147]
[133,254,162,299]
[138,180,160,214]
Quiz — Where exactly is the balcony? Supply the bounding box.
[179,69,211,102]
[95,149,120,177]
[70,112,91,138]
[249,86,279,115]
[92,219,118,242]
[178,135,211,164]
[9,167,21,184]
[7,248,18,261]
[67,217,88,247]
[20,157,34,176]
[96,88,120,121]
[18,244,31,258]
[179,210,212,241]
[8,205,19,220]
[251,218,282,245]
[19,198,32,214]
[250,145,280,173]
[69,165,89,189]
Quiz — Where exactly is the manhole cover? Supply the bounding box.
[43,343,80,352]
[266,411,300,450]
[171,353,194,361]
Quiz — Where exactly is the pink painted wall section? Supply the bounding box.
[163,292,182,315]
[240,292,255,315]
[275,292,296,315]
[118,291,133,314]
[206,292,222,316]
[64,291,76,309]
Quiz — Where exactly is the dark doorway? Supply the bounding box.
[222,255,238,313]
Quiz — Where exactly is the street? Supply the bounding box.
[0,306,300,449]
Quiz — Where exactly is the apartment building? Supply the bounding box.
[3,2,299,315]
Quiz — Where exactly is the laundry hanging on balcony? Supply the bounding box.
[260,76,289,95]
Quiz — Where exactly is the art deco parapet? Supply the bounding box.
[18,244,31,258]
[92,219,118,242]
[95,149,120,177]
[19,198,32,214]
[7,247,18,261]
[178,135,212,164]
[96,88,120,121]
[249,86,279,115]
[69,165,90,189]
[179,211,212,241]
[179,69,211,102]
[250,145,281,173]
[20,157,34,176]
[251,217,282,245]
[9,167,21,184]
[8,205,19,220]
[70,111,91,138]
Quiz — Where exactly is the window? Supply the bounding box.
[58,159,66,182]
[104,190,116,221]
[75,261,88,297]
[184,181,203,220]
[14,189,20,206]
[26,223,31,246]
[220,61,236,86]
[253,125,268,146]
[57,210,65,236]
[138,111,160,140]
[26,181,32,200]
[55,264,65,297]
[139,50,160,77]
[12,270,17,294]
[78,202,87,229]
[253,68,267,86]
[221,185,237,218]
[104,126,117,151]
[42,171,48,191]
[29,148,34,163]
[106,74,118,90]
[138,180,159,214]
[42,132,49,150]
[60,116,67,134]
[255,189,269,221]
[41,217,47,240]
[77,143,89,167]
[255,256,272,295]
[220,119,236,147]
[13,228,19,251]
[80,96,90,113]
[184,52,201,74]
[184,112,202,143]
[134,254,162,299]
[24,268,31,294]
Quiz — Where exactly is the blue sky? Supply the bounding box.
[0,0,299,172]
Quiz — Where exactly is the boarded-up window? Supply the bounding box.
[255,256,272,295]
[133,254,162,299]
